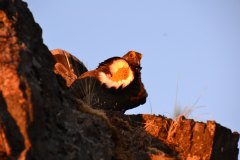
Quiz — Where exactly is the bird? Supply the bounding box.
[51,49,88,87]
[70,51,148,112]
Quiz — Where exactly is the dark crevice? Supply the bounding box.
[0,91,25,157]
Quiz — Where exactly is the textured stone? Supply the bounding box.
[127,115,239,160]
[0,0,239,160]
[0,1,115,159]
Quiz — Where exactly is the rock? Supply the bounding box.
[0,1,115,159]
[0,0,239,160]
[124,114,239,160]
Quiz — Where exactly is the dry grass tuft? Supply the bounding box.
[173,81,205,119]
[71,97,113,130]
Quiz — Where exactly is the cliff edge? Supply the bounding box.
[0,0,239,159]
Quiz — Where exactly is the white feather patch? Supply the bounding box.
[98,59,134,89]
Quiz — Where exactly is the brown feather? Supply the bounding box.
[51,49,88,86]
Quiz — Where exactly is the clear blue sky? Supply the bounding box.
[26,0,240,136]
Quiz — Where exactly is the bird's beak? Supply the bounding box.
[139,53,142,59]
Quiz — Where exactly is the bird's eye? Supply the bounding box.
[135,66,142,70]
[129,53,134,58]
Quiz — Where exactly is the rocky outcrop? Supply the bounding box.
[0,0,239,160]
[125,114,240,159]
[0,1,115,159]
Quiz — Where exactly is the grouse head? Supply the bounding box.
[123,51,142,72]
